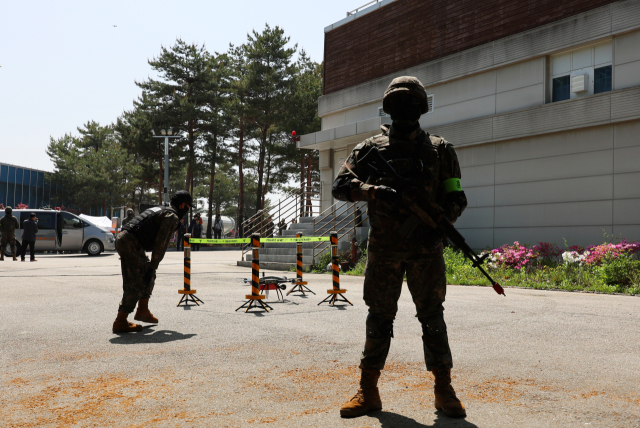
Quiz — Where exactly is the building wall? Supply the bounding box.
[0,163,51,209]
[323,0,622,94]
[455,120,640,249]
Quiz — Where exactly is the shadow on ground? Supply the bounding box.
[110,327,197,344]
[370,410,479,427]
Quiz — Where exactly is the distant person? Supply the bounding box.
[21,213,38,262]
[0,206,19,261]
[122,208,135,226]
[213,214,223,240]
[266,216,275,238]
[189,213,203,251]
[278,219,286,236]
[176,217,186,251]
[112,191,192,333]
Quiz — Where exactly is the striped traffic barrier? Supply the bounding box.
[178,233,204,306]
[318,231,353,306]
[286,232,315,296]
[235,233,273,312]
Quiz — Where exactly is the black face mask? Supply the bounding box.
[173,205,190,221]
[389,100,422,127]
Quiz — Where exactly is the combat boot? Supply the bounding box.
[340,368,382,418]
[13,255,18,261]
[0,254,3,261]
[134,299,158,324]
[433,368,466,418]
[112,311,143,333]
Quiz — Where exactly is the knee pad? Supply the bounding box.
[419,313,447,336]
[366,313,394,339]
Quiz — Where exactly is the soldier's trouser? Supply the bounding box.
[360,251,452,371]
[1,234,17,255]
[116,231,156,313]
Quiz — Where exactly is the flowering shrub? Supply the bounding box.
[488,241,539,270]
[532,242,562,264]
[560,240,640,266]
[562,250,589,265]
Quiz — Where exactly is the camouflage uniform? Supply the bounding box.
[122,210,134,227]
[0,213,20,256]
[332,120,467,371]
[115,209,180,313]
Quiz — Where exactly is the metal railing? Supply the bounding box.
[312,200,368,263]
[347,0,382,16]
[240,185,321,259]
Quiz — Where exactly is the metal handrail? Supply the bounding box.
[240,185,322,259]
[347,0,380,16]
[312,201,368,264]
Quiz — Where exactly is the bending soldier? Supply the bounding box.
[333,76,468,418]
[0,207,20,261]
[112,191,192,333]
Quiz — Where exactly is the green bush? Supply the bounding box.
[595,253,640,287]
[310,251,332,273]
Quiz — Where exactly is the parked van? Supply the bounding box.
[0,209,115,256]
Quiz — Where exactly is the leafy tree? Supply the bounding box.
[46,122,139,214]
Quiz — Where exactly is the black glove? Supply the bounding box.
[143,268,157,285]
[374,185,401,203]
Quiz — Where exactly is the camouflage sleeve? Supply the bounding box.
[149,212,180,269]
[331,141,377,202]
[13,216,19,229]
[438,141,467,223]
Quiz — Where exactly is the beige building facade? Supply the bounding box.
[300,0,640,249]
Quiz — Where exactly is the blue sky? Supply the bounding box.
[0,0,356,171]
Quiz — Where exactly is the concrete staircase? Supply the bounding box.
[237,212,369,271]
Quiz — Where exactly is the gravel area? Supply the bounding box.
[1,250,638,427]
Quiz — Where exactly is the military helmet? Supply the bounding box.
[382,76,429,115]
[170,190,193,208]
[126,208,133,216]
[5,206,12,215]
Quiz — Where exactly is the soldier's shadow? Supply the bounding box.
[371,410,479,427]
[110,327,196,344]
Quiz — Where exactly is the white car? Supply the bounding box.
[0,209,115,256]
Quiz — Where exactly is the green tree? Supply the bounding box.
[244,24,297,211]
[46,122,139,214]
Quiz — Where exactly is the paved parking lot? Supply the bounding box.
[1,250,638,427]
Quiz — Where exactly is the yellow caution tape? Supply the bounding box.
[188,236,331,244]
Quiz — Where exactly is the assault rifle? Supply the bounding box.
[361,148,505,296]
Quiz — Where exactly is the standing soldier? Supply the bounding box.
[0,207,20,261]
[112,191,192,333]
[122,208,135,226]
[333,77,468,418]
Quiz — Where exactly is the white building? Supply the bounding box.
[300,0,640,249]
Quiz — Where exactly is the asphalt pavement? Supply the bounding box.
[1,250,638,427]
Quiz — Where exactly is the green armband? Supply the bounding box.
[443,178,461,193]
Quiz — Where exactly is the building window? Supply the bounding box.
[594,65,612,94]
[552,76,571,102]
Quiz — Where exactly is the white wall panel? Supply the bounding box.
[456,143,495,168]
[426,117,493,147]
[613,60,640,90]
[495,175,613,206]
[612,225,640,241]
[612,0,640,33]
[613,198,640,224]
[594,43,613,65]
[493,226,613,248]
[614,172,640,198]
[425,95,496,128]
[322,112,345,130]
[614,146,640,174]
[426,71,496,107]
[572,46,594,70]
[455,207,494,229]
[344,102,382,125]
[455,228,494,250]
[497,58,544,93]
[614,29,640,65]
[495,84,544,114]
[335,123,357,140]
[495,150,613,185]
[464,185,495,208]
[611,87,640,120]
[461,164,495,187]
[614,120,640,148]
[552,53,572,76]
[494,125,613,163]
[495,201,613,228]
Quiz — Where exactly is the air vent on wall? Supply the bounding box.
[571,74,588,93]
[427,94,434,113]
